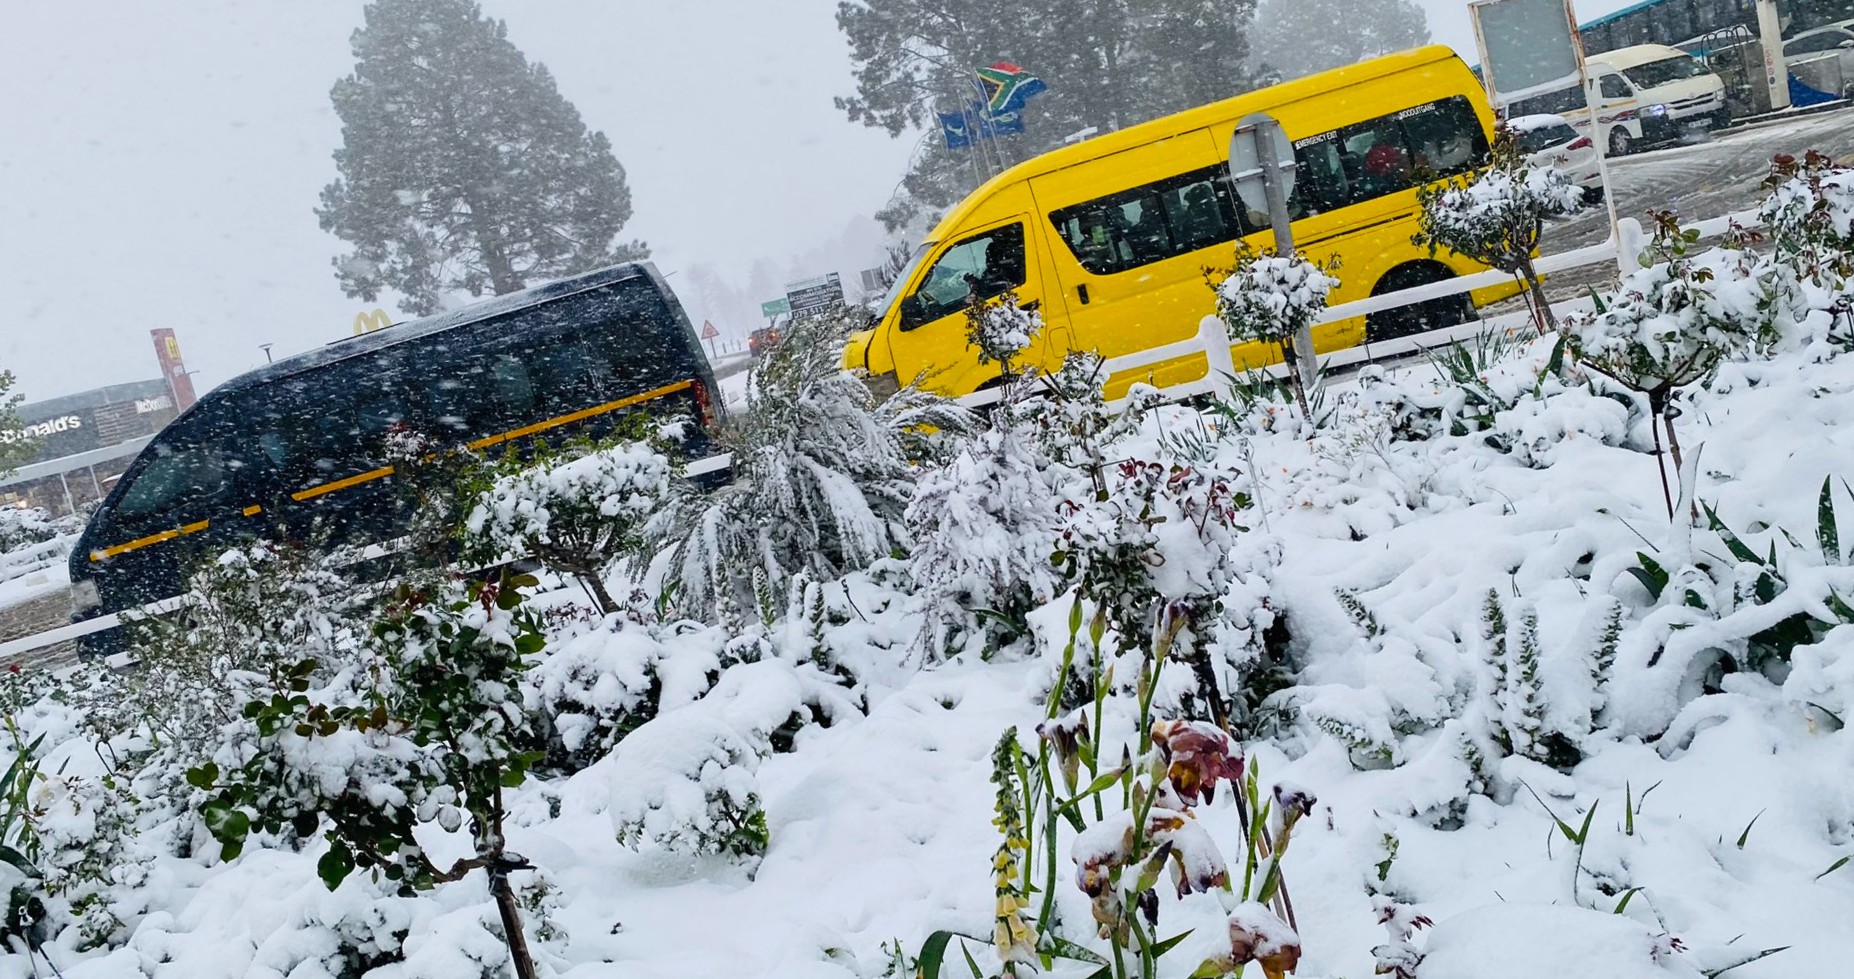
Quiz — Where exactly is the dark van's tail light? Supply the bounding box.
[1568,136,1593,150]
[691,377,718,428]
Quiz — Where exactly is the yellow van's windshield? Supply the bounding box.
[879,242,933,317]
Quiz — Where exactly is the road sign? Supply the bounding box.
[761,298,791,319]
[785,272,845,319]
[700,320,720,340]
[1228,114,1295,218]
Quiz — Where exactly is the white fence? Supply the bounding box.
[0,208,1763,665]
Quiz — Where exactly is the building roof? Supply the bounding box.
[17,379,171,423]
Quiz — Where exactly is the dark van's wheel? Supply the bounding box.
[1364,263,1470,344]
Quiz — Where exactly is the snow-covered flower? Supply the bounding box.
[1036,708,1090,794]
[1228,901,1302,979]
[1149,718,1241,807]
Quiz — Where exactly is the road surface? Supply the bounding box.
[1529,106,1854,301]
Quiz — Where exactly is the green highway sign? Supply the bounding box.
[760,298,791,318]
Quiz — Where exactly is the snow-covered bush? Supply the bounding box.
[0,505,78,555]
[1414,130,1582,331]
[608,659,853,858]
[907,420,1064,659]
[192,573,552,978]
[108,542,367,766]
[659,311,930,623]
[1759,150,1854,281]
[523,619,719,772]
[1213,245,1339,421]
[466,439,673,614]
[1568,215,1786,502]
[967,287,1039,376]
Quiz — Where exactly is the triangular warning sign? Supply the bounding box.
[700,320,720,340]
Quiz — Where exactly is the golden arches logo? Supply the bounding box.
[353,309,392,336]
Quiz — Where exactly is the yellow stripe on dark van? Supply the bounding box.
[90,379,693,560]
[468,379,693,451]
[91,519,212,561]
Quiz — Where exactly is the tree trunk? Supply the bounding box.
[489,866,540,979]
[1519,256,1559,335]
[582,572,620,616]
[464,192,523,295]
[1281,342,1314,427]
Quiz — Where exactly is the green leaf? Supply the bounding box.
[1705,504,1763,566]
[1150,929,1193,959]
[1039,935,1108,965]
[1702,945,1788,978]
[1628,553,1669,601]
[185,762,218,790]
[0,844,41,879]
[317,838,356,891]
[1189,957,1235,978]
[917,931,956,979]
[959,939,984,979]
[1613,887,1643,914]
[1056,766,1127,814]
[1820,477,1841,564]
[1736,809,1765,849]
[1817,856,1852,880]
[1574,799,1599,846]
[1546,332,1568,375]
[1624,781,1636,837]
[1519,780,1580,842]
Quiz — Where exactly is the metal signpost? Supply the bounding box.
[1227,112,1319,396]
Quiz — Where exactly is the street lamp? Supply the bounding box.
[260,343,274,364]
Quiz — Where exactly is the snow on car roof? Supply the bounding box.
[1506,114,1574,132]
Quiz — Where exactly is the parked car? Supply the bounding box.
[1507,114,1603,204]
[1783,21,1854,97]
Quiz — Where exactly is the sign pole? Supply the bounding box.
[1233,114,1317,397]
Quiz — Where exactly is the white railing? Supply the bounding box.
[954,208,1763,412]
[0,209,1764,664]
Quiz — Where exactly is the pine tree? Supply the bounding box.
[318,0,646,315]
[1249,0,1429,81]
[0,368,30,476]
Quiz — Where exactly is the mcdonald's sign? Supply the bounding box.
[353,309,393,336]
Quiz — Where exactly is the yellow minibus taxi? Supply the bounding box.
[845,45,1525,400]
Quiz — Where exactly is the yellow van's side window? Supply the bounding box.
[1290,96,1489,218]
[1049,164,1253,275]
[900,223,1025,331]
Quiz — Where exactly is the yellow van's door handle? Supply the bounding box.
[1076,284,1091,305]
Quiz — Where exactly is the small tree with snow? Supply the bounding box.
[1759,150,1854,283]
[465,439,674,615]
[659,311,934,621]
[191,573,550,979]
[1213,243,1338,423]
[1567,212,1783,516]
[1413,129,1582,332]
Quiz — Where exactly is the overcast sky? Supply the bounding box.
[1,0,1635,404]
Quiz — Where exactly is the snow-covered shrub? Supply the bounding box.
[907,420,1064,659]
[1568,215,1786,499]
[659,311,928,622]
[465,439,673,614]
[0,505,77,554]
[1213,244,1339,421]
[1414,129,1582,331]
[523,619,719,772]
[967,287,1039,376]
[192,573,552,978]
[108,541,367,767]
[1759,150,1854,281]
[607,659,853,858]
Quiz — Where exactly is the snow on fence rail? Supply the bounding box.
[1,535,75,586]
[0,210,1761,663]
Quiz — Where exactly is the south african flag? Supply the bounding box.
[976,62,1047,116]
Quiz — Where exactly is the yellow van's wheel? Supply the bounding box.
[1365,262,1469,344]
